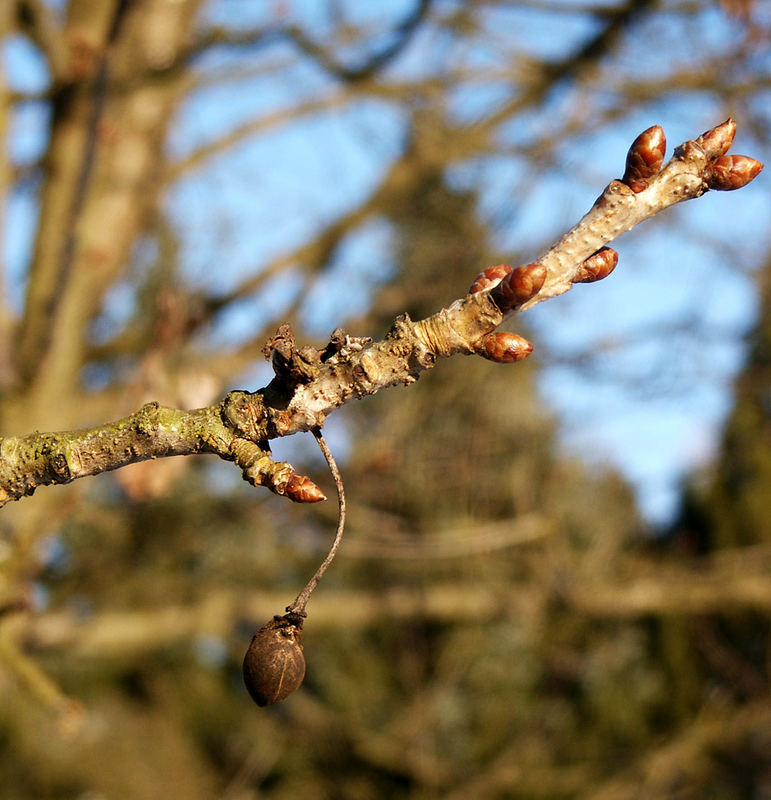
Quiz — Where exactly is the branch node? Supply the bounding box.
[49,452,71,482]
[264,324,319,384]
[412,314,455,359]
[221,390,266,440]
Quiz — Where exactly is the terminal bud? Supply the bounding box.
[706,155,763,191]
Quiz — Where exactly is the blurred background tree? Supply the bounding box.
[0,1,769,798]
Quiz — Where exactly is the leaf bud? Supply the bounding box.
[490,263,546,313]
[243,613,306,707]
[468,264,513,294]
[695,118,736,160]
[474,331,533,363]
[706,155,763,191]
[285,474,326,503]
[572,247,618,284]
[622,125,666,192]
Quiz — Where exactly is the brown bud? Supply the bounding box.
[622,125,666,192]
[572,247,619,284]
[468,264,513,294]
[474,331,533,364]
[706,155,763,191]
[696,118,736,160]
[491,263,546,313]
[284,474,326,503]
[243,613,306,707]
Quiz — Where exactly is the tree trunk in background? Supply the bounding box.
[8,0,203,431]
[704,259,771,549]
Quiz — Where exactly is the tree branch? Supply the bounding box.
[23,545,771,660]
[0,121,762,507]
[14,0,71,84]
[280,0,432,83]
[0,399,324,506]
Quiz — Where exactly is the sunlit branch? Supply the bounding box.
[0,121,762,506]
[280,0,432,83]
[165,93,358,180]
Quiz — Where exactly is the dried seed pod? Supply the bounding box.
[696,118,736,160]
[243,613,306,707]
[284,474,326,503]
[572,247,618,284]
[468,264,513,294]
[706,155,763,191]
[491,263,547,313]
[474,331,533,363]
[622,125,666,192]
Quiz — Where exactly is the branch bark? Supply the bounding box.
[0,121,762,507]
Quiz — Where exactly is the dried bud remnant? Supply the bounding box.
[243,613,306,707]
[622,125,666,192]
[474,331,533,363]
[491,263,546,313]
[706,155,763,191]
[696,118,736,160]
[469,264,513,294]
[572,247,619,284]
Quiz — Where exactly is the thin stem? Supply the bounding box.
[286,427,346,616]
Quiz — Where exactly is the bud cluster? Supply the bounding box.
[697,119,763,191]
[620,118,763,194]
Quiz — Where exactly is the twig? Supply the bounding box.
[0,121,762,506]
[286,427,346,615]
